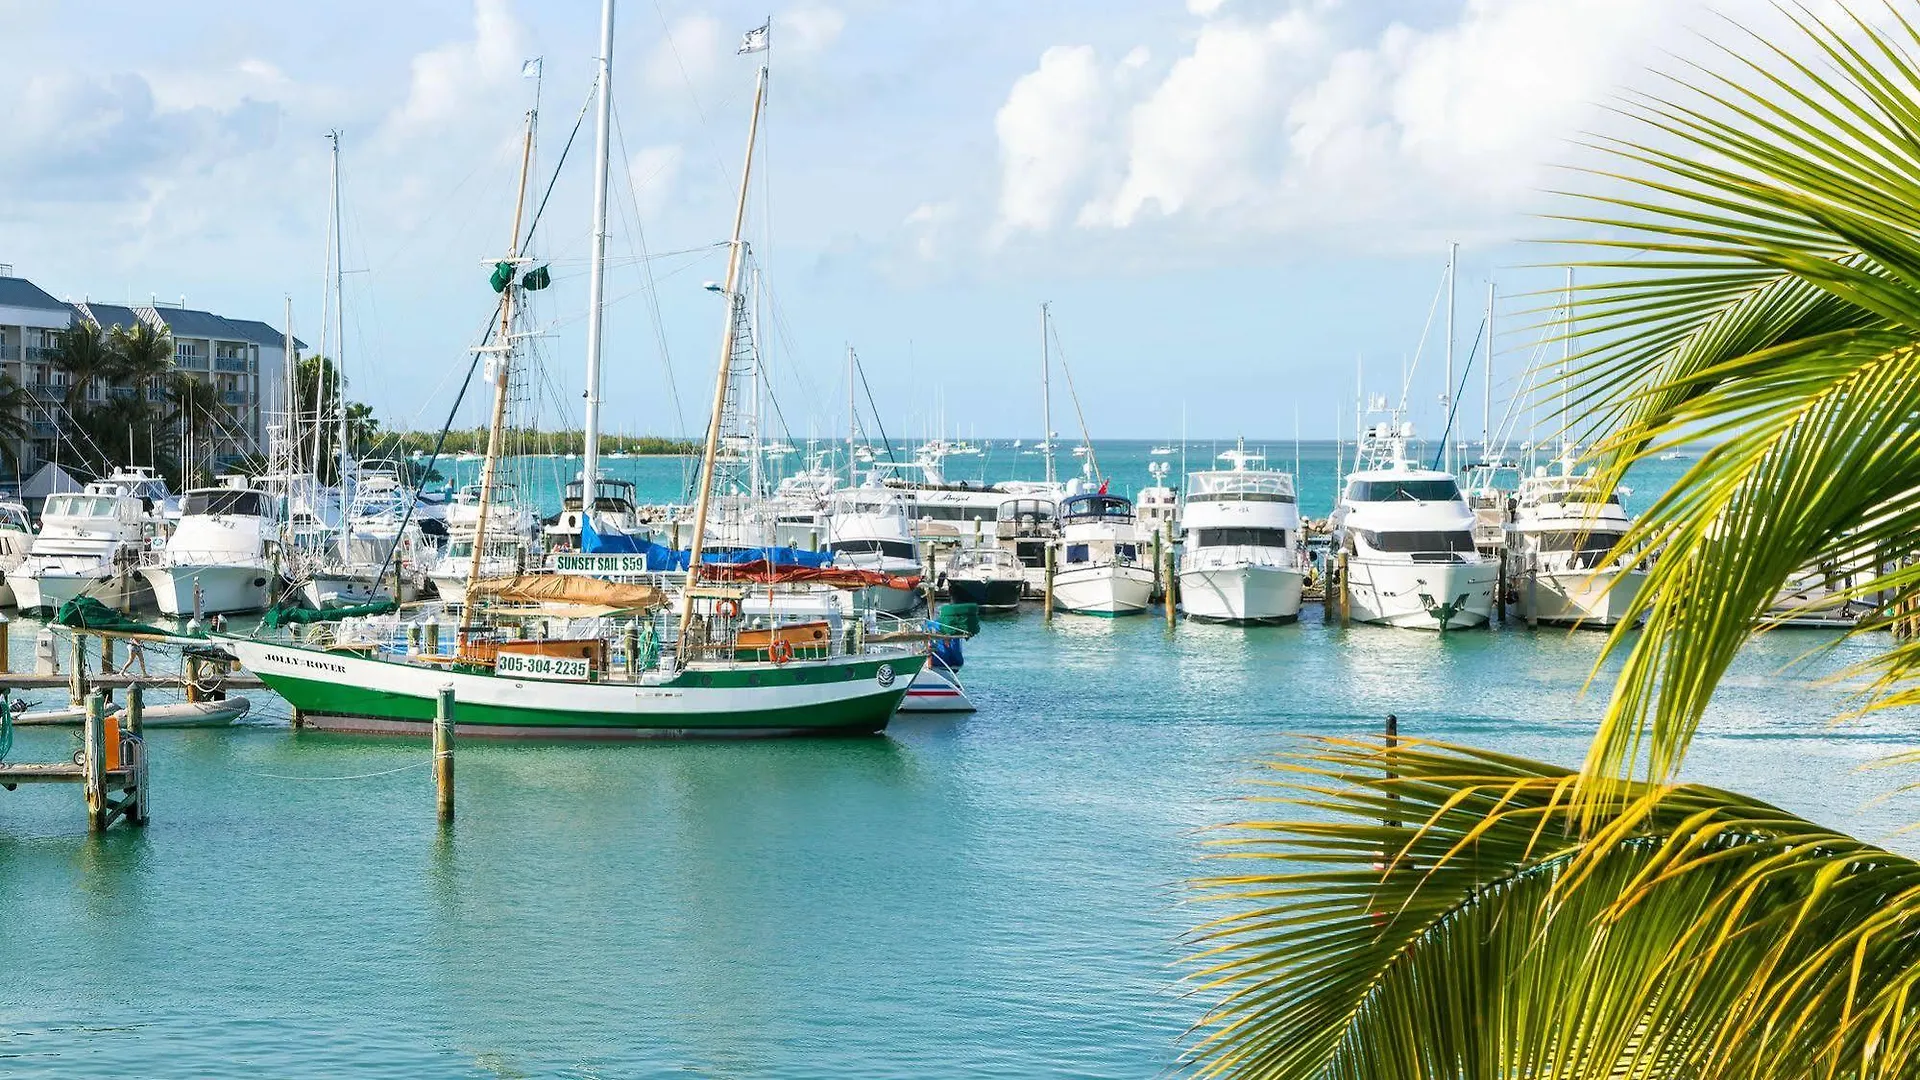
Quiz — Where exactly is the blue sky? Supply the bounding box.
[0,0,1788,439]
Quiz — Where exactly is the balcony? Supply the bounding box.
[214,356,249,373]
[27,382,63,399]
[222,390,247,405]
[30,421,55,438]
[107,385,138,400]
[24,346,56,363]
[0,344,16,361]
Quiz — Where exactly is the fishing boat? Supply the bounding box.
[0,494,35,607]
[1050,491,1155,616]
[1177,442,1307,623]
[229,8,925,738]
[1504,448,1646,627]
[1331,422,1498,631]
[825,485,923,615]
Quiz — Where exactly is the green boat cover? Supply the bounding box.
[263,598,399,629]
[54,598,172,637]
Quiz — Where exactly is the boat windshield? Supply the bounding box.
[1537,530,1626,555]
[183,490,267,517]
[1060,494,1135,522]
[47,495,116,519]
[1347,479,1461,502]
[1358,529,1475,554]
[1194,527,1290,548]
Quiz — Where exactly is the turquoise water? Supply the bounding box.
[3,441,1909,1077]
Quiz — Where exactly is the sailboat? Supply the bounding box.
[225,7,923,737]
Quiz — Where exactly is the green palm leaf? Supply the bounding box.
[1184,739,1920,1080]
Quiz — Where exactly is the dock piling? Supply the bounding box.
[83,691,106,830]
[434,686,455,823]
[1335,551,1350,627]
[125,685,148,826]
[1162,519,1177,628]
[1042,544,1055,624]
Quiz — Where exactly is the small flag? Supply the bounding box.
[521,57,543,78]
[737,22,769,54]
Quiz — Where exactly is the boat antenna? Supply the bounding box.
[1443,240,1456,474]
[679,54,769,648]
[1040,302,1055,487]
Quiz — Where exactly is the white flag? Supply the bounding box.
[737,22,769,54]
[521,57,543,78]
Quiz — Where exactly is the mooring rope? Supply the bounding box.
[253,759,433,782]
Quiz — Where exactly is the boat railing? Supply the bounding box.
[1180,544,1300,573]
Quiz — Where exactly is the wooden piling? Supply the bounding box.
[1162,518,1177,628]
[1497,547,1508,625]
[68,634,86,706]
[1383,713,1401,830]
[83,690,106,831]
[125,684,147,826]
[1526,562,1540,630]
[0,613,10,674]
[1042,544,1056,624]
[185,653,204,703]
[434,686,455,823]
[1335,551,1350,627]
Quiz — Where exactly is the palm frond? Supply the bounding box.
[1184,739,1920,1080]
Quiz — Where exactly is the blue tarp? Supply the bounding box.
[581,514,833,571]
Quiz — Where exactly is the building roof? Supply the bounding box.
[72,302,143,332]
[0,276,73,314]
[140,305,249,341]
[222,317,306,352]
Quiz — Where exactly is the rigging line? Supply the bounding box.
[610,99,689,440]
[366,317,493,591]
[853,350,896,464]
[649,0,732,190]
[1045,319,1102,483]
[1397,262,1451,414]
[521,79,596,253]
[1429,316,1488,472]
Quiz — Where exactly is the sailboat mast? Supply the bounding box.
[679,62,769,646]
[846,344,855,485]
[314,132,337,488]
[580,0,616,522]
[1562,267,1574,454]
[1444,240,1456,474]
[748,261,763,500]
[1483,281,1494,460]
[282,295,296,469]
[1040,302,1053,487]
[464,111,537,615]
[330,130,350,554]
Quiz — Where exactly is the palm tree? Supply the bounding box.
[1188,9,1920,1077]
[107,322,173,388]
[49,320,114,415]
[0,374,36,475]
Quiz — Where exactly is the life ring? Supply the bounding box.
[715,598,741,619]
[770,638,794,665]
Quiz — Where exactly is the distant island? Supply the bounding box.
[381,430,700,457]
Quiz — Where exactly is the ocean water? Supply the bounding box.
[1,440,1906,1078]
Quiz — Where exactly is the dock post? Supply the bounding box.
[1497,548,1508,625]
[184,653,205,703]
[1042,544,1055,624]
[125,684,148,826]
[1335,551,1350,627]
[1526,563,1540,630]
[1162,519,1177,628]
[83,690,106,831]
[1383,713,1400,830]
[102,635,116,675]
[68,634,88,706]
[434,686,455,824]
[0,612,10,673]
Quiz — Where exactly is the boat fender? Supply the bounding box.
[716,598,741,619]
[770,639,794,665]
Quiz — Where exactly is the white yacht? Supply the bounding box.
[1177,444,1307,623]
[942,546,1025,612]
[141,485,283,616]
[426,483,538,604]
[0,494,35,606]
[826,485,923,616]
[544,474,646,551]
[1330,424,1498,631]
[1505,449,1646,627]
[1050,491,1155,616]
[1134,460,1180,543]
[14,467,171,614]
[297,463,432,607]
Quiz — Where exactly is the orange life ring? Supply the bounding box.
[715,598,741,619]
[770,638,794,664]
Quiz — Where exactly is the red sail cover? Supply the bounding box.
[703,561,922,591]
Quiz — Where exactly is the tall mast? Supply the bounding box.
[748,260,763,500]
[846,344,855,485]
[330,130,350,554]
[679,62,769,647]
[1562,266,1574,456]
[314,132,337,485]
[1483,281,1494,461]
[1443,240,1456,474]
[580,0,616,524]
[282,295,297,470]
[463,111,537,616]
[1040,302,1054,486]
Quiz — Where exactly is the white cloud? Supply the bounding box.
[779,7,846,54]
[991,45,1114,234]
[644,15,725,96]
[904,201,957,260]
[984,0,1814,252]
[388,0,524,133]
[627,144,684,220]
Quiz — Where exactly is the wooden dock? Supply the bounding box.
[0,688,150,830]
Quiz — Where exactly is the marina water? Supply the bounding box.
[0,441,1907,1077]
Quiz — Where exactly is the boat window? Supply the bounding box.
[1195,527,1291,548]
[182,490,265,517]
[1349,479,1461,502]
[1060,494,1135,522]
[1066,543,1090,564]
[1116,544,1137,561]
[1186,491,1294,504]
[1359,529,1476,554]
[828,538,917,560]
[1536,530,1626,555]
